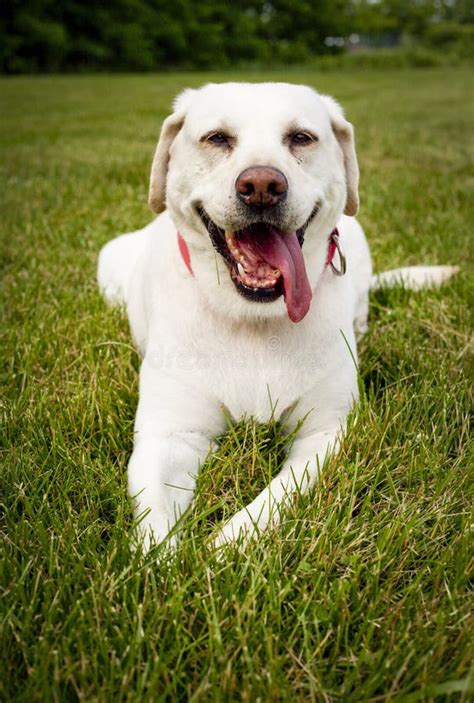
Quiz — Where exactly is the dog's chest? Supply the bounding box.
[144,257,357,423]
[170,320,334,423]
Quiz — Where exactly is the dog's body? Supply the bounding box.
[98,82,456,549]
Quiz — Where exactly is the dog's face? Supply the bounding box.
[149,82,359,323]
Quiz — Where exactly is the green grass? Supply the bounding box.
[1,68,473,702]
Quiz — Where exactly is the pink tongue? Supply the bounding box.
[239,228,313,323]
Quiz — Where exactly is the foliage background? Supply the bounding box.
[1,0,473,73]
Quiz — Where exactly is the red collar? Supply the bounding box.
[325,228,340,267]
[177,228,341,278]
[177,232,194,275]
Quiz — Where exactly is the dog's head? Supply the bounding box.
[149,82,359,323]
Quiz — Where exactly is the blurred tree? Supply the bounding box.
[0,0,472,72]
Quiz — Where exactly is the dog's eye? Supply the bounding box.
[206,132,231,146]
[290,131,317,146]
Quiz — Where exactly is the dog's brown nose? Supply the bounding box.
[235,166,288,208]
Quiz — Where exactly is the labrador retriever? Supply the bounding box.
[98,82,457,550]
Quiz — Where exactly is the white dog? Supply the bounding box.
[98,82,457,550]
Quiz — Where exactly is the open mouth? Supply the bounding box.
[198,207,318,322]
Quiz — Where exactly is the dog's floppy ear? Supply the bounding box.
[320,95,359,216]
[148,89,196,214]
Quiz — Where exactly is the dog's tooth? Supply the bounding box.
[237,263,245,277]
[226,234,237,250]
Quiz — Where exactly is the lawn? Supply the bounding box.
[1,67,473,702]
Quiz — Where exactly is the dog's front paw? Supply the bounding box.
[133,514,179,554]
[213,509,259,550]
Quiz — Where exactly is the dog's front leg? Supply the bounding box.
[129,431,211,550]
[214,425,342,548]
[128,367,224,550]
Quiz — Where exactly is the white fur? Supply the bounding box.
[371,266,459,291]
[97,82,457,550]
